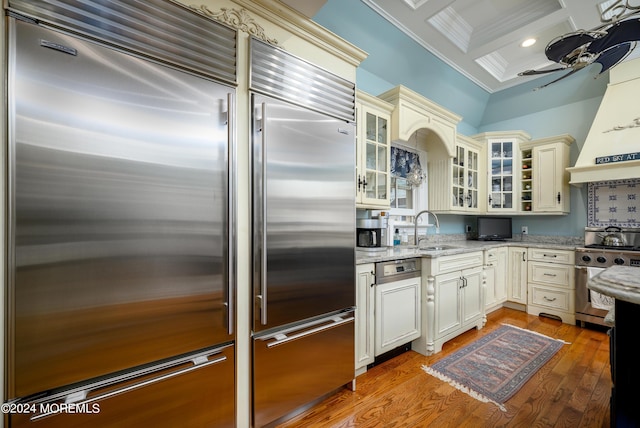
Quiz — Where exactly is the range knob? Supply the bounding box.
[614,258,626,265]
[581,255,591,263]
[596,256,607,264]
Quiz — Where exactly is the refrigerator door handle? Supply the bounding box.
[258,101,268,326]
[30,354,228,421]
[227,91,235,336]
[265,314,355,348]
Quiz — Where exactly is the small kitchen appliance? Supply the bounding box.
[357,219,383,248]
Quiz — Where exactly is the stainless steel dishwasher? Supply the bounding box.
[374,258,422,357]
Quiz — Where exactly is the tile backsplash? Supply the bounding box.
[588,179,640,227]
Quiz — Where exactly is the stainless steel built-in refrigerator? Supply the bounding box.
[250,39,356,427]
[6,2,237,426]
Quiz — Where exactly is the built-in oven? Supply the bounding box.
[575,227,640,327]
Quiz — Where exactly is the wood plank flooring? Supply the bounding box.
[277,308,611,428]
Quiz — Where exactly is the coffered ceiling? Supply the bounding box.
[283,0,640,93]
[360,0,640,92]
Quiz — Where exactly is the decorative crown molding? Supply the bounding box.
[189,5,279,46]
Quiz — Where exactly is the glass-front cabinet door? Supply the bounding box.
[488,140,514,211]
[452,144,480,210]
[364,112,388,201]
[356,90,393,208]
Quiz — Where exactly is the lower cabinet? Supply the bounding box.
[526,248,575,324]
[484,246,507,314]
[507,247,528,305]
[413,251,485,355]
[374,276,421,357]
[355,264,375,374]
[355,263,420,373]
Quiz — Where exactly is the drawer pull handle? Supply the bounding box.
[543,254,557,258]
[543,296,557,302]
[543,273,557,277]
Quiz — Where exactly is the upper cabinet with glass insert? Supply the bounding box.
[428,134,485,213]
[473,132,531,213]
[356,90,394,208]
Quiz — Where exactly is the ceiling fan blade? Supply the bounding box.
[545,33,597,62]
[594,41,636,73]
[518,67,566,76]
[533,68,582,91]
[587,18,640,53]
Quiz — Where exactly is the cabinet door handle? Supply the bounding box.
[557,192,561,203]
[543,296,557,302]
[543,273,557,277]
[522,253,526,262]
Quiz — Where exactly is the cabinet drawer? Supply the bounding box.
[529,284,573,312]
[528,262,574,288]
[528,248,574,265]
[428,251,483,275]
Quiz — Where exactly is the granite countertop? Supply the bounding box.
[356,239,577,264]
[588,266,640,305]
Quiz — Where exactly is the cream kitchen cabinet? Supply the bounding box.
[519,135,574,214]
[484,246,507,315]
[429,135,485,213]
[473,131,531,212]
[355,264,375,374]
[507,247,528,307]
[378,85,461,160]
[355,90,393,208]
[374,275,421,357]
[527,248,575,324]
[413,251,485,355]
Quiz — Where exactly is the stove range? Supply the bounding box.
[575,227,640,328]
[576,227,640,267]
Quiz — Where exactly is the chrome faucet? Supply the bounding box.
[414,210,440,246]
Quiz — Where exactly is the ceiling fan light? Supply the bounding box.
[521,38,537,47]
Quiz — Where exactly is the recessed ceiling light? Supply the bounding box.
[521,38,537,48]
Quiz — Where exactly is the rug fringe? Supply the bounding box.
[501,323,571,344]
[421,364,507,412]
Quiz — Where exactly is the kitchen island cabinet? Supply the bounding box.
[588,266,640,427]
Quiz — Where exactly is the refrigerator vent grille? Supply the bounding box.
[8,0,237,84]
[250,38,355,122]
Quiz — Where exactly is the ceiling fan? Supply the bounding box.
[519,0,640,90]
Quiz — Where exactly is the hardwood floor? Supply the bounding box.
[277,308,611,428]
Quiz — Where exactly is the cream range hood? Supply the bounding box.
[568,57,640,185]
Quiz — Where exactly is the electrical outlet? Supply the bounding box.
[521,226,528,235]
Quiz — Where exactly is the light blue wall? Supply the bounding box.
[313,0,610,237]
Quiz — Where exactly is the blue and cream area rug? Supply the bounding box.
[422,324,568,411]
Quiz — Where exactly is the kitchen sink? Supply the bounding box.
[419,245,457,251]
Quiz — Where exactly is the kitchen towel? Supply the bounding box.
[587,267,614,310]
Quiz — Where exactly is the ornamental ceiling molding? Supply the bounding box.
[189,5,279,46]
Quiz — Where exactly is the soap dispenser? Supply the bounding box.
[393,228,401,246]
